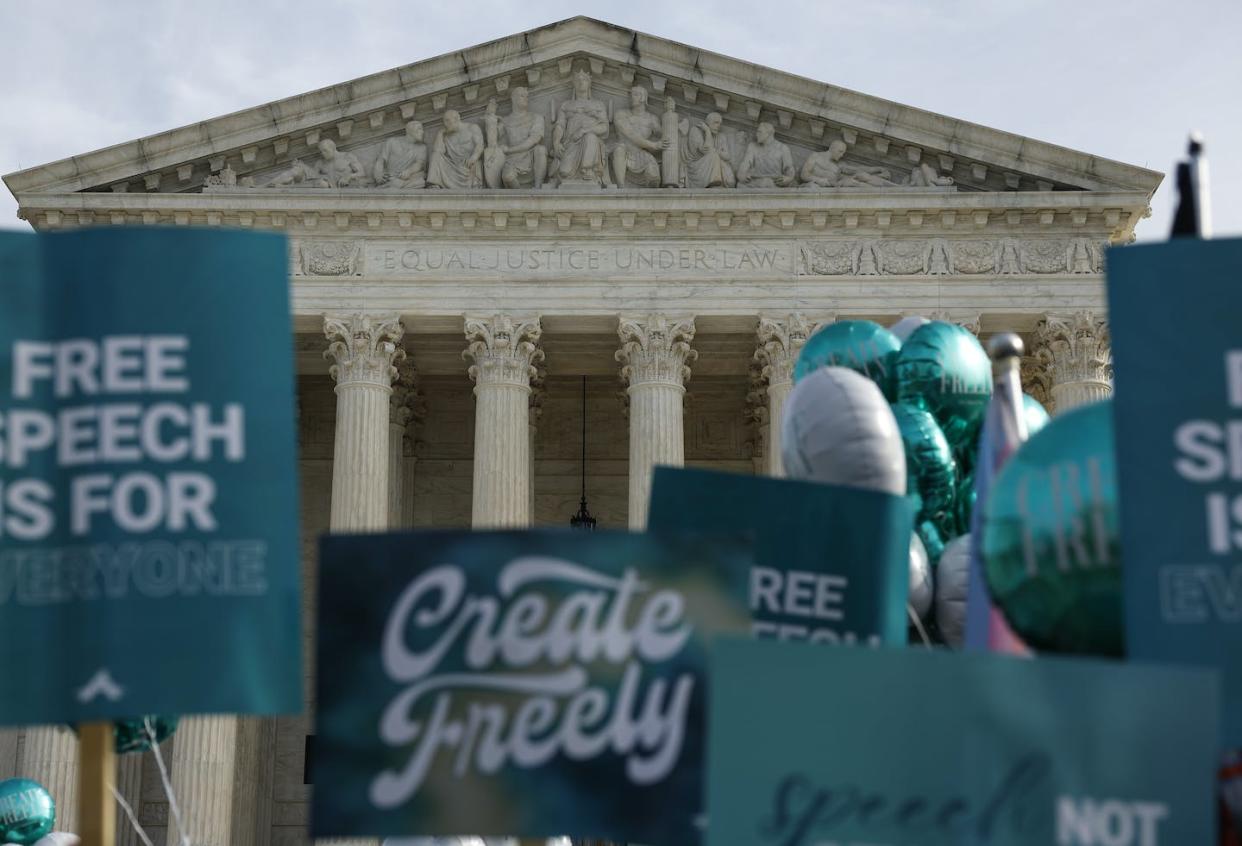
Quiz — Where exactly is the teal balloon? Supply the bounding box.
[114,716,178,754]
[890,403,957,538]
[982,401,1121,656]
[1022,393,1051,436]
[955,469,976,537]
[794,320,902,399]
[916,519,946,565]
[895,321,992,450]
[0,779,54,845]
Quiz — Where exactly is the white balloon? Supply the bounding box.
[908,533,933,620]
[935,534,972,647]
[781,367,905,494]
[889,315,930,342]
[31,835,81,846]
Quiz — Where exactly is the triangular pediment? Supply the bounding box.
[4,16,1160,201]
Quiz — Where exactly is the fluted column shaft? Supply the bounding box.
[317,315,403,846]
[388,362,417,530]
[755,314,816,477]
[325,314,404,531]
[19,728,78,830]
[766,379,793,476]
[618,315,697,528]
[166,715,237,846]
[465,315,543,528]
[1030,311,1112,415]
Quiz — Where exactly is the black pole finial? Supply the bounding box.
[1171,132,1211,239]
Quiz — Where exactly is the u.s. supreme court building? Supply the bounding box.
[1,16,1157,846]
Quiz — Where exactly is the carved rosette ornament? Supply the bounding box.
[324,314,405,389]
[615,315,698,388]
[1029,311,1113,413]
[616,315,697,528]
[463,315,545,389]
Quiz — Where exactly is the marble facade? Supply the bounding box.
[1,16,1159,846]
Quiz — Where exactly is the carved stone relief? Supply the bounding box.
[799,241,856,275]
[206,70,978,195]
[798,238,1109,277]
[293,240,363,276]
[952,240,998,274]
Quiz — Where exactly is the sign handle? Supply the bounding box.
[78,722,116,846]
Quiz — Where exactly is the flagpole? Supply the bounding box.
[1171,132,1212,239]
[78,721,117,846]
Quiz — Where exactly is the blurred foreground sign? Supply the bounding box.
[312,529,754,843]
[1108,237,1242,746]
[708,640,1218,846]
[0,228,302,723]
[648,466,912,646]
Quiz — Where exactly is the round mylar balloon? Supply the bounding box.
[781,367,905,494]
[895,321,991,450]
[114,716,178,754]
[982,400,1121,656]
[1022,393,1051,436]
[0,779,54,845]
[890,403,957,536]
[908,533,933,621]
[793,320,902,399]
[889,315,930,343]
[934,534,972,648]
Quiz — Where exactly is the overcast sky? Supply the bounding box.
[2,0,1239,240]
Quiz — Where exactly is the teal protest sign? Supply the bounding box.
[0,228,301,723]
[1108,237,1242,747]
[708,640,1218,846]
[649,466,912,646]
[312,529,753,843]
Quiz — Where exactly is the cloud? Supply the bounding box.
[3,0,1240,238]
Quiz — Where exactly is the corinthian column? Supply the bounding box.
[617,315,697,528]
[464,315,543,528]
[388,359,417,529]
[1029,311,1112,414]
[166,715,237,846]
[324,314,405,531]
[18,727,78,831]
[754,314,816,476]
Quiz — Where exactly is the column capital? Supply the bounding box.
[1032,311,1112,382]
[464,314,544,388]
[754,312,820,389]
[926,310,982,336]
[529,367,547,427]
[616,314,697,388]
[1029,311,1113,412]
[324,313,405,388]
[390,359,420,428]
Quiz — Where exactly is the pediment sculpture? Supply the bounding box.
[237,68,958,193]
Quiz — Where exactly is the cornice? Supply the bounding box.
[17,188,1147,240]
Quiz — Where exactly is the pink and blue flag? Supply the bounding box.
[964,351,1030,654]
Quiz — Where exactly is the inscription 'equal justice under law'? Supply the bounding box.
[375,245,784,274]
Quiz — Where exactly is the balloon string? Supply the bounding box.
[109,783,155,846]
[907,604,933,650]
[145,717,190,846]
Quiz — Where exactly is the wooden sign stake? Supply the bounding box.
[78,722,116,846]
